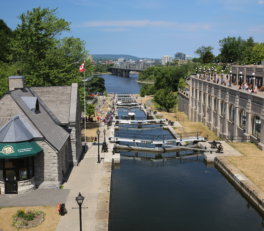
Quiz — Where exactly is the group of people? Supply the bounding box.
[239,82,258,93]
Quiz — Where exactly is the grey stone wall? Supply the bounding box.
[188,75,264,149]
[69,83,82,165]
[178,90,190,116]
[35,140,60,188]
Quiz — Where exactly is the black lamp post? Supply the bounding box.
[103,128,106,143]
[97,129,101,163]
[229,70,232,86]
[76,192,84,231]
[239,71,243,85]
[252,72,255,91]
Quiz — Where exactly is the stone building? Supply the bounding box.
[178,66,264,150]
[0,76,82,194]
[231,65,264,88]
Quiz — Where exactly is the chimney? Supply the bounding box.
[8,76,25,91]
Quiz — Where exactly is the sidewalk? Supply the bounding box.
[0,188,69,207]
[56,124,116,231]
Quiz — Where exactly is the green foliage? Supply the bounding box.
[251,43,264,64]
[195,46,214,63]
[154,89,177,112]
[86,104,95,118]
[219,37,245,63]
[13,209,45,229]
[9,7,87,87]
[0,62,20,98]
[138,66,158,81]
[15,209,38,221]
[86,76,106,93]
[178,77,186,89]
[218,36,262,64]
[139,64,194,95]
[94,63,113,73]
[0,19,13,62]
[140,84,155,96]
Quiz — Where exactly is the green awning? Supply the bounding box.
[0,142,43,159]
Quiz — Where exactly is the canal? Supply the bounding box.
[100,73,264,231]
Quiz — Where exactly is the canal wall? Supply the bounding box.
[178,90,190,116]
[215,157,264,215]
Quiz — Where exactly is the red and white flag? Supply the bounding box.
[79,62,85,72]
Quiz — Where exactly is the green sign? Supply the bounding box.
[0,142,42,159]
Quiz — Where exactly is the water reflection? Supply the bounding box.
[110,157,264,231]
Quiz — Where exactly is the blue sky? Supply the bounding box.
[1,0,264,58]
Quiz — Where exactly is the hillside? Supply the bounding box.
[92,54,140,61]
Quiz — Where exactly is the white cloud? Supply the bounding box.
[258,0,264,4]
[79,20,212,31]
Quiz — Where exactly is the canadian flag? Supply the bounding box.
[79,62,85,72]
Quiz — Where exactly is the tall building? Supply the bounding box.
[175,52,186,60]
[161,55,173,65]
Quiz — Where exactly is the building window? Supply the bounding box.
[240,110,246,129]
[214,98,217,111]
[208,96,211,108]
[221,101,225,116]
[229,105,235,122]
[2,157,35,181]
[252,116,261,139]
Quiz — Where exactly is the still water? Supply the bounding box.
[110,158,264,231]
[100,73,264,231]
[101,73,141,94]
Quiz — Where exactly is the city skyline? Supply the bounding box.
[1,0,264,58]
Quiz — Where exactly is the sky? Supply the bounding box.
[1,0,264,59]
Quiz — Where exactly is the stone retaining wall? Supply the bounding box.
[215,157,264,214]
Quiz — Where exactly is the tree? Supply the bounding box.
[11,7,87,86]
[0,19,13,62]
[140,84,155,97]
[86,76,106,93]
[86,104,95,119]
[195,46,214,63]
[219,37,245,63]
[240,37,255,64]
[251,43,264,64]
[154,89,177,112]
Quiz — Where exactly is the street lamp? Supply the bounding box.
[252,72,255,91]
[229,70,232,86]
[97,129,101,163]
[221,70,224,84]
[76,192,85,231]
[102,128,108,152]
[239,71,243,85]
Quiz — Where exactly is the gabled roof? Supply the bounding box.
[11,89,69,151]
[0,115,40,142]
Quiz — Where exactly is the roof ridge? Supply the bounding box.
[10,89,69,151]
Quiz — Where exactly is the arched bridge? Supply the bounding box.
[109,62,155,77]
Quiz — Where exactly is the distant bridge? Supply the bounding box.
[109,62,156,77]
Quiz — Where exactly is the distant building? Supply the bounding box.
[175,52,186,60]
[161,55,173,65]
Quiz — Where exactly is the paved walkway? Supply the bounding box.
[0,188,70,207]
[56,123,117,231]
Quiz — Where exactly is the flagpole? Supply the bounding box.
[84,67,86,145]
